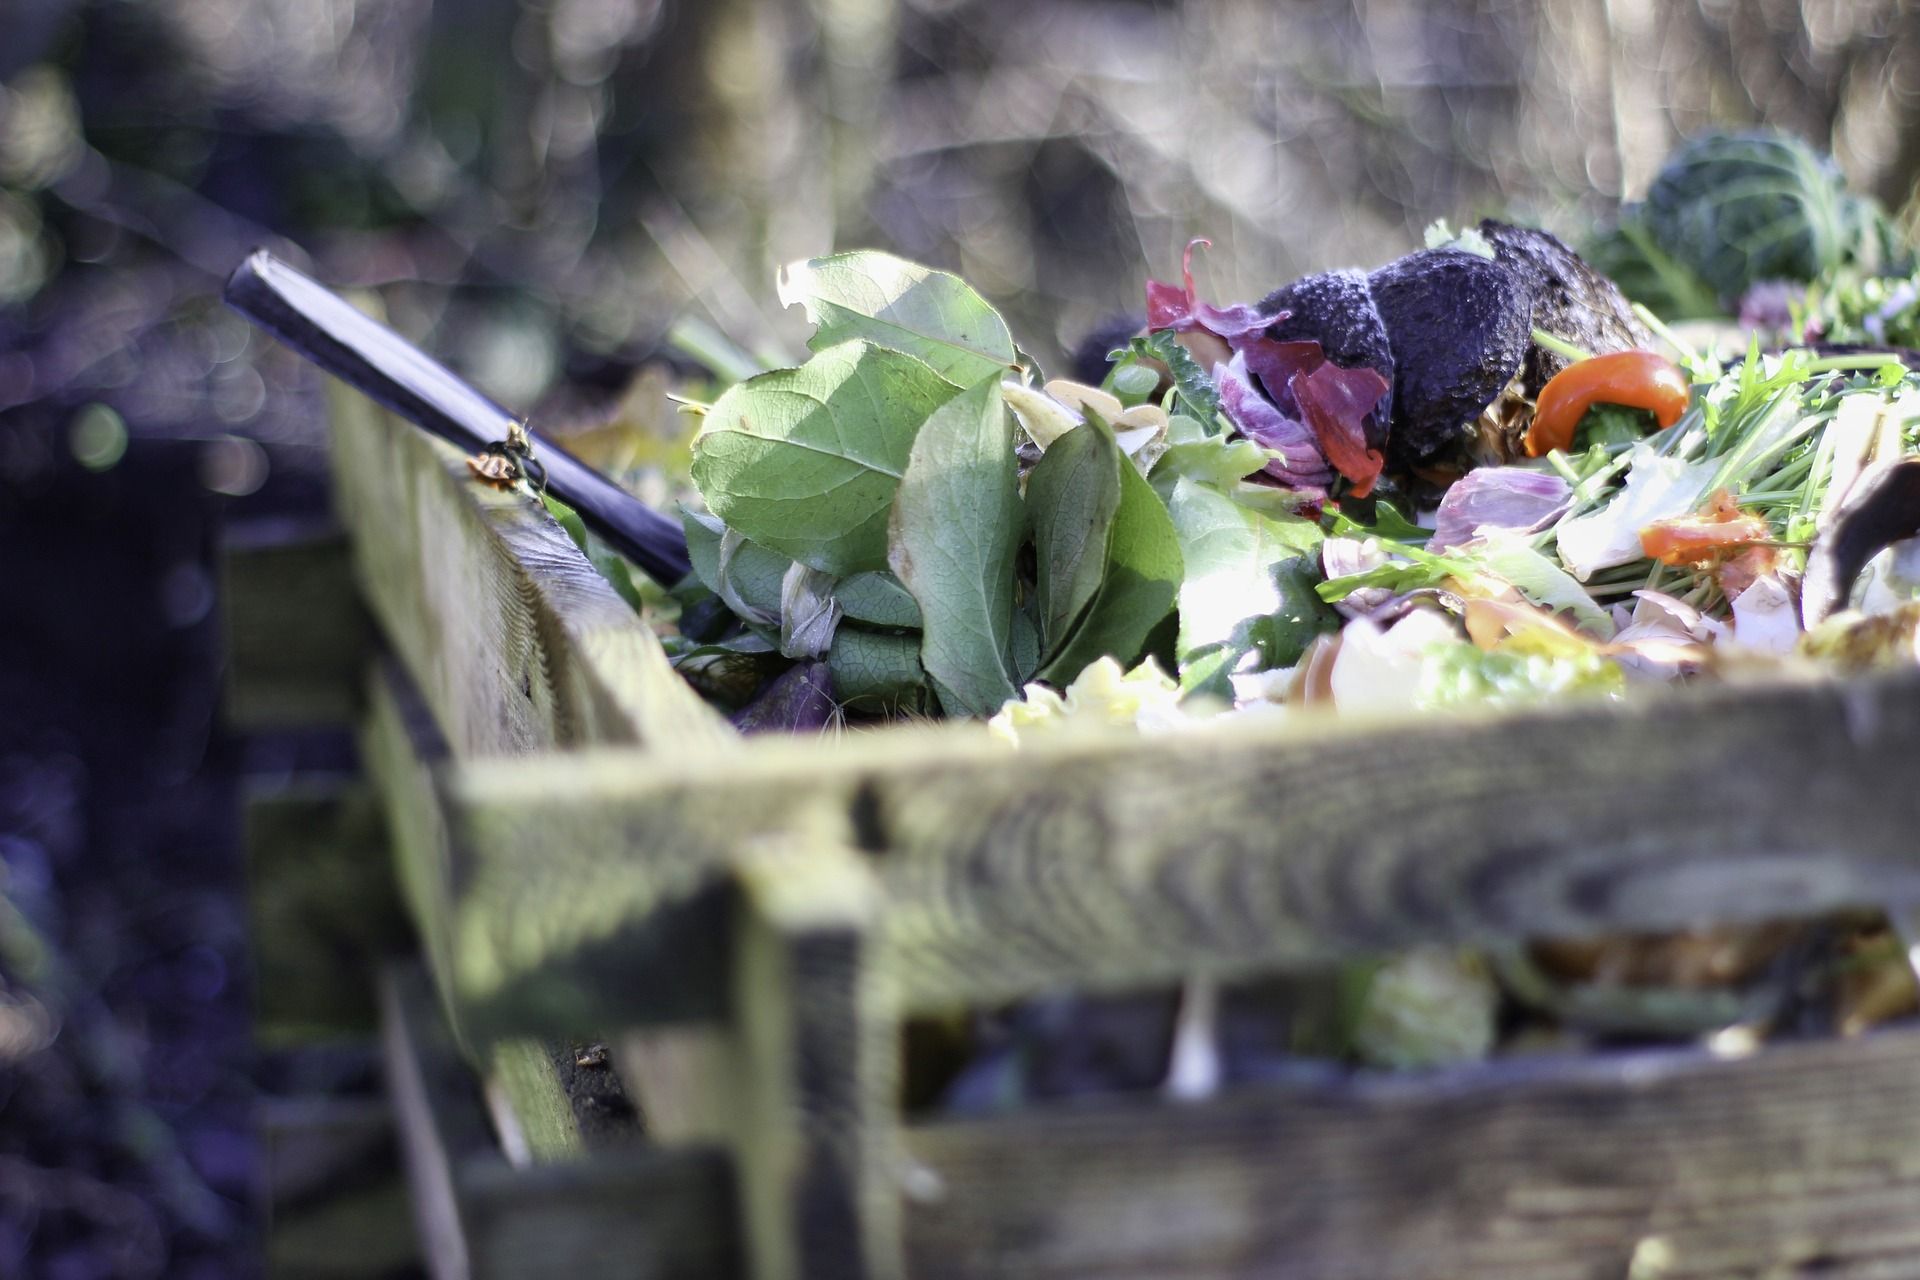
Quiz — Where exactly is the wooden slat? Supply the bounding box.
[326,378,730,758]
[729,841,899,1280]
[900,1027,1920,1279]
[221,518,372,729]
[430,668,1920,1036]
[362,659,459,1012]
[245,778,411,1040]
[261,1095,419,1279]
[331,372,736,1134]
[381,964,742,1280]
[486,1039,586,1163]
[362,658,713,1148]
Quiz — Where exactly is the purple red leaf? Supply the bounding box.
[1145,239,1289,342]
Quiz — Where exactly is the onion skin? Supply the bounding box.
[1522,350,1690,457]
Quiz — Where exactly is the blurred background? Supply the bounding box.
[2,0,1918,1274]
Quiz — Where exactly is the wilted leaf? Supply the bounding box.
[779,561,843,659]
[691,340,961,574]
[778,250,1017,386]
[731,661,837,734]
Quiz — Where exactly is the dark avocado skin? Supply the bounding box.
[1258,269,1395,447]
[1368,248,1531,465]
[1477,220,1653,398]
[1066,312,1148,387]
[1067,223,1641,474]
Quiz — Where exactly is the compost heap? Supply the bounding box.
[670,218,1920,735]
[622,132,1920,1086]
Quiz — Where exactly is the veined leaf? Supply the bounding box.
[1037,421,1183,681]
[889,379,1023,716]
[1170,477,1326,660]
[691,340,961,574]
[834,570,922,629]
[827,627,926,709]
[1027,420,1124,647]
[778,250,1017,386]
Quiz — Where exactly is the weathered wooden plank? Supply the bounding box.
[729,840,899,1280]
[612,1026,736,1143]
[332,367,740,1133]
[486,1039,586,1164]
[326,377,730,758]
[221,518,372,729]
[380,965,741,1280]
[900,1027,1920,1279]
[362,659,458,1010]
[244,778,410,1040]
[359,661,599,1163]
[431,668,1920,1036]
[382,965,489,1280]
[460,1148,742,1280]
[261,1095,420,1279]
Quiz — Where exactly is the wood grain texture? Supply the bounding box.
[331,371,737,1140]
[382,964,742,1280]
[362,661,619,1166]
[730,841,900,1280]
[431,668,1920,1035]
[327,378,729,759]
[221,518,371,728]
[244,777,410,1040]
[487,1039,586,1163]
[900,1027,1920,1280]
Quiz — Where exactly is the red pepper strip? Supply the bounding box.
[1523,349,1690,457]
[1638,489,1773,565]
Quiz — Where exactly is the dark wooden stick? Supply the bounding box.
[224,248,692,585]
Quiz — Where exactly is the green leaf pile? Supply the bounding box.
[679,247,1369,726]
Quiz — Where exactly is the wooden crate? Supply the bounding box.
[315,376,1920,1280]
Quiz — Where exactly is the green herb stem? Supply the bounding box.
[1531,328,1594,363]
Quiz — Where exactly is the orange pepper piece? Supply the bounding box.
[1638,489,1773,565]
[1523,350,1690,457]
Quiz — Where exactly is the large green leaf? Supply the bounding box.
[691,340,961,574]
[1169,477,1326,662]
[889,379,1023,716]
[1036,423,1183,682]
[1026,422,1123,647]
[778,251,1018,386]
